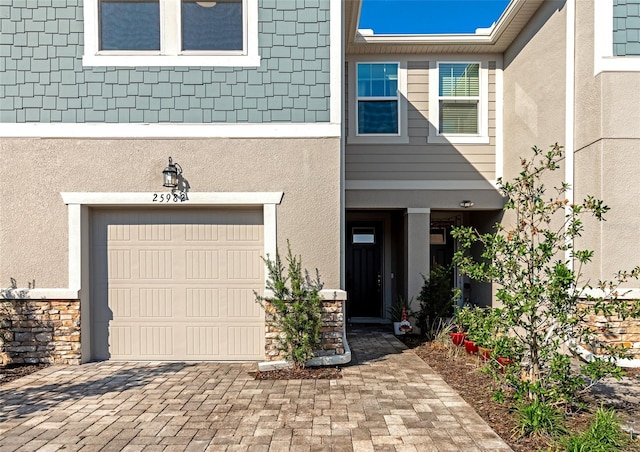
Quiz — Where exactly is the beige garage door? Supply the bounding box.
[91,208,265,361]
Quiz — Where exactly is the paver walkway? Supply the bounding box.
[0,327,512,451]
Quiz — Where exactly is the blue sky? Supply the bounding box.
[359,0,511,34]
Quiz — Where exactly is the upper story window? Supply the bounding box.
[438,63,480,134]
[428,60,489,144]
[83,0,259,67]
[356,63,400,135]
[594,0,640,74]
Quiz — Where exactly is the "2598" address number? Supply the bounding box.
[152,193,188,203]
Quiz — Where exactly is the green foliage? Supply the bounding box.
[452,144,640,405]
[256,242,323,369]
[416,264,458,336]
[513,399,566,438]
[559,406,628,452]
[455,306,500,347]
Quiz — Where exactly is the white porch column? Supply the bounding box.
[406,208,431,311]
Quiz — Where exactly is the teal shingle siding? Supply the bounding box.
[614,0,640,56]
[0,0,331,123]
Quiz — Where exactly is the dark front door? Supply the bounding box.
[346,221,383,318]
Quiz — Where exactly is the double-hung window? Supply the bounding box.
[83,0,259,67]
[356,63,400,135]
[438,63,480,134]
[428,61,488,144]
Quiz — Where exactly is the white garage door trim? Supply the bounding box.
[61,192,284,363]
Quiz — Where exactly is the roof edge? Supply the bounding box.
[351,0,530,46]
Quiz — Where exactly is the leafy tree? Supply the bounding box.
[452,144,640,405]
[256,242,323,368]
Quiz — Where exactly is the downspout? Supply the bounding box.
[565,0,575,269]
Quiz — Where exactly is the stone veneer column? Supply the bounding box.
[406,208,431,313]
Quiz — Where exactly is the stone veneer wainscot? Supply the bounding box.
[2,300,81,365]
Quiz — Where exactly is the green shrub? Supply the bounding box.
[256,242,323,368]
[416,264,457,336]
[513,398,566,438]
[560,407,628,452]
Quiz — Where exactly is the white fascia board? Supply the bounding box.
[0,123,341,139]
[353,0,529,46]
[61,192,285,206]
[356,33,494,45]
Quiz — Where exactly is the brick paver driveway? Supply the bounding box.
[0,328,512,451]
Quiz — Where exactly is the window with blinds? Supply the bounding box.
[438,63,480,134]
[356,63,399,135]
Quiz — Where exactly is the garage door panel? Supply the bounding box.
[109,288,132,318]
[107,222,132,242]
[92,208,265,361]
[227,249,262,280]
[186,288,220,317]
[185,224,219,241]
[108,249,132,279]
[110,326,133,357]
[139,249,173,279]
[139,326,174,356]
[226,224,262,242]
[228,326,263,356]
[186,249,220,279]
[139,288,173,317]
[226,288,262,318]
[139,223,172,241]
[186,326,220,356]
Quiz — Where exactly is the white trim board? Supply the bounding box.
[0,123,341,139]
[61,192,284,206]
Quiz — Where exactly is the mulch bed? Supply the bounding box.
[399,334,640,452]
[0,363,49,386]
[253,366,342,380]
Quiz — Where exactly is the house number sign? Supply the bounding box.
[152,193,188,203]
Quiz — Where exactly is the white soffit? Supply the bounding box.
[345,0,546,54]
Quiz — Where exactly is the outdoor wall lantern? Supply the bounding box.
[460,200,475,208]
[162,157,182,189]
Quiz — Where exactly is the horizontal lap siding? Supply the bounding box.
[345,60,497,182]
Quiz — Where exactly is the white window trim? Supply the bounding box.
[82,0,260,67]
[594,0,640,75]
[428,60,489,144]
[347,60,409,144]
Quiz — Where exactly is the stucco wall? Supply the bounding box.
[503,0,567,175]
[0,137,342,289]
[573,0,640,282]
